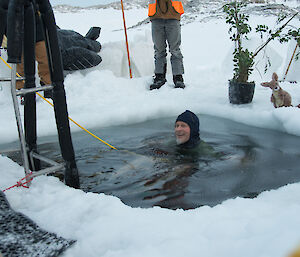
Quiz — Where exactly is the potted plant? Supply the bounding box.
[223,1,299,104]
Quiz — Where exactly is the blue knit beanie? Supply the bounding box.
[175,110,200,148]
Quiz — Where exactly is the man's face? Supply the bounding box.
[175,121,191,145]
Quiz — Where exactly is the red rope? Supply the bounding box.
[2,172,33,192]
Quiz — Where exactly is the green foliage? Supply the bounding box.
[223,0,299,83]
[279,28,300,43]
[232,48,254,82]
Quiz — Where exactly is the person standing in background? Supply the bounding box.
[16,0,52,99]
[148,0,185,90]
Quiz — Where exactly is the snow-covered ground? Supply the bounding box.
[1,1,300,256]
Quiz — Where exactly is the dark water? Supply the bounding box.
[2,114,300,210]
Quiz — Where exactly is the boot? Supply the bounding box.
[43,89,53,99]
[173,74,185,89]
[150,73,167,90]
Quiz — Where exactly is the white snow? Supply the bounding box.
[1,2,300,256]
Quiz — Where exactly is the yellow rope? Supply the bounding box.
[0,55,117,150]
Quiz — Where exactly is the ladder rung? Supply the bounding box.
[0,77,24,82]
[29,164,64,179]
[31,152,61,166]
[16,85,53,96]
[29,152,64,178]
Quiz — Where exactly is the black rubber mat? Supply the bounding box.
[0,191,75,257]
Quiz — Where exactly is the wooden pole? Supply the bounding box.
[283,43,298,82]
[121,0,133,78]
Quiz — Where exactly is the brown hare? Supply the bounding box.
[261,72,292,108]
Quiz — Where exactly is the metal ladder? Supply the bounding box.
[0,61,64,184]
[1,0,80,189]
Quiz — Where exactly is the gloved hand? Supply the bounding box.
[57,27,102,70]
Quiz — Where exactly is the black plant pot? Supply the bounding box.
[228,80,255,104]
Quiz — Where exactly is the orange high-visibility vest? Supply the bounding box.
[148,0,184,17]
